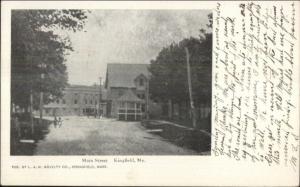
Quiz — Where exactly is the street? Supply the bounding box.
[34,117,197,155]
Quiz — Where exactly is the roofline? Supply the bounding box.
[67,84,102,87]
[107,63,150,65]
[105,63,150,89]
[134,73,148,81]
[109,87,137,89]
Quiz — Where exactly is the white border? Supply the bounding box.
[1,1,299,186]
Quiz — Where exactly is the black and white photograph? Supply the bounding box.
[10,9,212,156]
[2,1,300,186]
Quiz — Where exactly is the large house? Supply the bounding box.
[105,63,150,120]
[43,85,107,116]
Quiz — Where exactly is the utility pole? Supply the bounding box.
[185,47,197,129]
[146,77,149,120]
[98,77,102,118]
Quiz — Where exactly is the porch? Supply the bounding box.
[116,89,145,121]
[117,101,145,121]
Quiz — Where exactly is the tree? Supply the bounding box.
[148,13,212,120]
[11,10,87,110]
[149,37,212,101]
[149,35,212,104]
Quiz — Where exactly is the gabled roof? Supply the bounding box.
[116,89,144,102]
[105,63,150,88]
[134,73,148,81]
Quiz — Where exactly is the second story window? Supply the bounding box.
[119,90,123,96]
[62,99,66,104]
[137,93,145,99]
[139,78,144,86]
[74,99,77,104]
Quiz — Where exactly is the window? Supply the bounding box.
[127,102,134,109]
[56,99,59,104]
[90,100,93,104]
[139,78,144,86]
[85,99,87,104]
[120,102,125,108]
[95,101,97,105]
[137,94,144,99]
[62,99,66,104]
[118,90,123,96]
[141,104,145,112]
[74,99,77,104]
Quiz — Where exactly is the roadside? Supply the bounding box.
[11,117,52,155]
[141,120,211,155]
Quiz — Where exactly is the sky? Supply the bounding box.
[60,10,211,85]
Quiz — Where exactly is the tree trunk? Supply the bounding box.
[30,90,34,135]
[168,99,172,120]
[172,102,175,119]
[39,91,43,124]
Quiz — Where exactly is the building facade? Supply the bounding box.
[43,85,107,116]
[42,63,162,120]
[105,63,150,120]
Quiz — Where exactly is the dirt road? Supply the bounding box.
[35,116,197,155]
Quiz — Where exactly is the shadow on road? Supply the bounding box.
[11,118,52,155]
